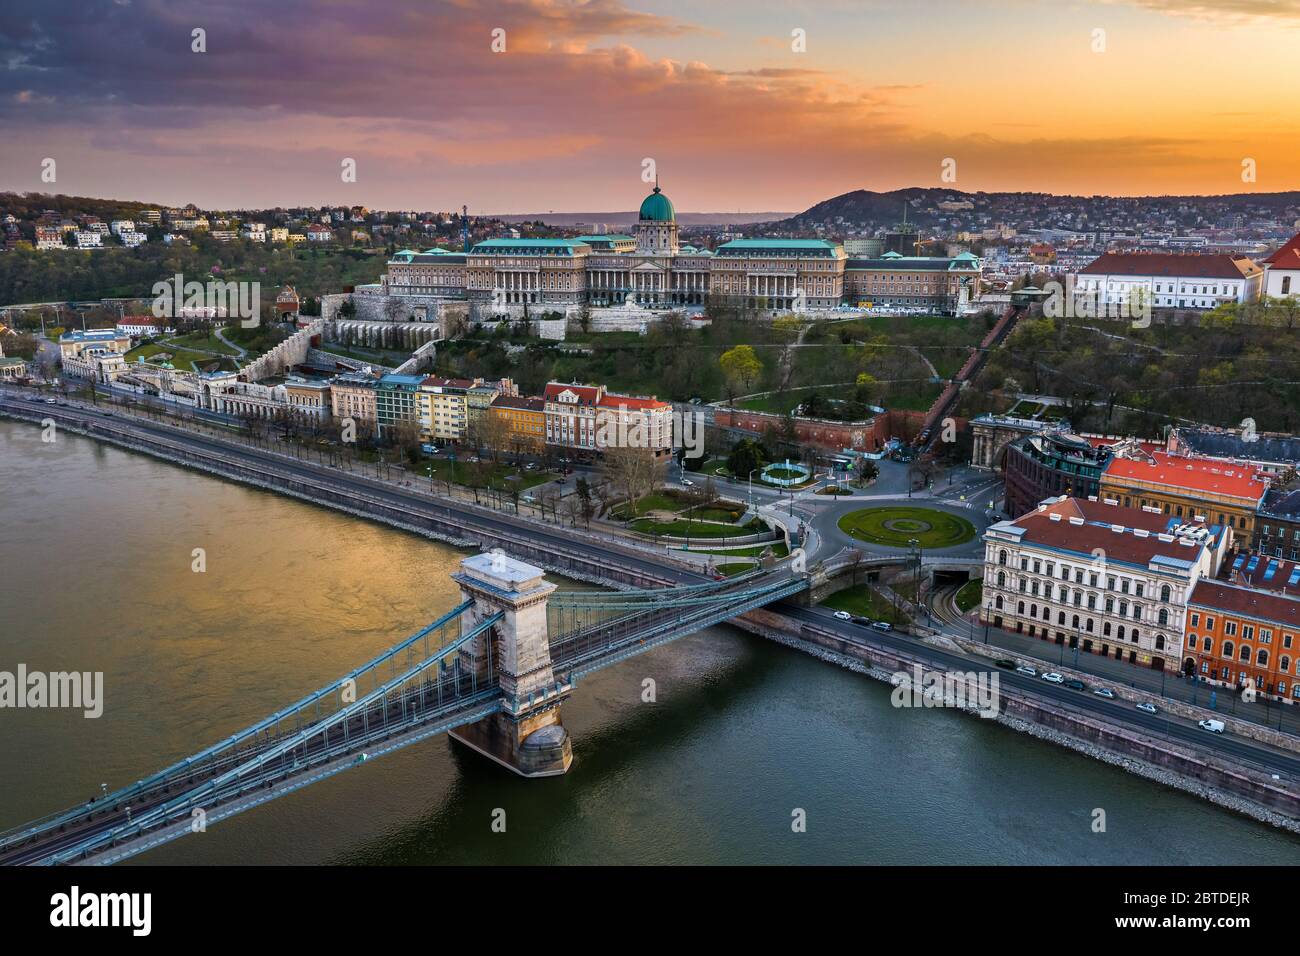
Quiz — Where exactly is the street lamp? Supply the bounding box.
[748,467,761,508]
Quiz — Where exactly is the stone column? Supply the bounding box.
[448,551,573,777]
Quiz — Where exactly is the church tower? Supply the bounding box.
[635,181,678,255]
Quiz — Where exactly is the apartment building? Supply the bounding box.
[544,382,605,455]
[418,376,474,443]
[490,395,546,455]
[329,372,379,428]
[1185,554,1300,701]
[981,496,1232,672]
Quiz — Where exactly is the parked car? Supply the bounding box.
[1198,718,1225,734]
[993,659,1017,670]
[832,610,853,622]
[681,478,695,486]
[1092,687,1116,699]
[1136,702,1159,715]
[1041,672,1065,684]
[870,621,892,631]
[851,615,871,625]
[1064,678,1086,691]
[1015,665,1037,677]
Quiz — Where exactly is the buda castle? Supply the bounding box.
[378,183,981,317]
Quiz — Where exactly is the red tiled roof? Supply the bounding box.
[420,376,474,390]
[1189,579,1300,630]
[544,382,602,404]
[1078,252,1261,280]
[1263,232,1300,269]
[598,393,670,411]
[1103,452,1269,503]
[1007,499,1212,568]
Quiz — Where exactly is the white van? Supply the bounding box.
[1197,719,1225,734]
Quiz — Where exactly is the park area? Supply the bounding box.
[837,506,977,548]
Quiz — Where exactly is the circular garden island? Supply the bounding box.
[837,506,977,549]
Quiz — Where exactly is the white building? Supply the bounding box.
[119,231,147,248]
[1073,252,1262,310]
[35,227,65,250]
[74,231,102,249]
[1261,232,1300,299]
[116,316,169,338]
[110,220,135,236]
[981,496,1232,673]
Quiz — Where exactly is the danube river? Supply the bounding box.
[1,420,1297,865]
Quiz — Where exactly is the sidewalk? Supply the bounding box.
[948,604,1300,736]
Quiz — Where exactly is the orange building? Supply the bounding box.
[1099,448,1270,538]
[1185,554,1300,702]
[490,394,546,455]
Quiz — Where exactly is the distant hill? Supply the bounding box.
[766,187,1300,233]
[494,211,794,228]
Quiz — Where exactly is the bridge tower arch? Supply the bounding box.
[448,551,573,777]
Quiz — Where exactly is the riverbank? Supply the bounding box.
[4,401,1298,837]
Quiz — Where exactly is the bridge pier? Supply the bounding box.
[448,551,573,777]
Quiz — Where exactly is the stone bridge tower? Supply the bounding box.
[447,551,572,777]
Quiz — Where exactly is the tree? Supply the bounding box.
[719,344,763,403]
[600,445,663,509]
[854,458,879,487]
[727,438,767,481]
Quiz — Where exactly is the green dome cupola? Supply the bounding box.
[638,184,675,222]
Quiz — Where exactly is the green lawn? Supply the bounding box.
[161,330,240,355]
[837,506,977,548]
[683,505,746,523]
[609,490,690,519]
[124,342,236,373]
[715,562,757,577]
[629,518,764,539]
[954,579,983,613]
[735,387,824,415]
[418,459,556,492]
[820,583,909,624]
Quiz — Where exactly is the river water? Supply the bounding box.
[1,420,1297,865]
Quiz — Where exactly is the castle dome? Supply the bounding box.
[638,185,675,222]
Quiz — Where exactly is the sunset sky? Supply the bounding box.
[3,0,1300,214]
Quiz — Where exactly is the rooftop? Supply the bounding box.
[1170,425,1300,467]
[1078,251,1261,280]
[1189,578,1300,631]
[988,496,1222,570]
[1103,451,1270,503]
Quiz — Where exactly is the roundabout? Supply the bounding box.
[836,505,978,549]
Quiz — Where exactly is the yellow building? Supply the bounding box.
[490,395,546,455]
[419,377,473,443]
[329,372,379,427]
[1099,449,1270,538]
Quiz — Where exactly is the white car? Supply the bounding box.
[1015,664,1037,677]
[1041,672,1065,684]
[1135,702,1159,715]
[1198,719,1225,734]
[1092,687,1116,699]
[681,478,695,486]
[832,610,853,622]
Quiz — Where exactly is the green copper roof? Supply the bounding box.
[471,238,592,256]
[638,186,675,222]
[714,238,842,258]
